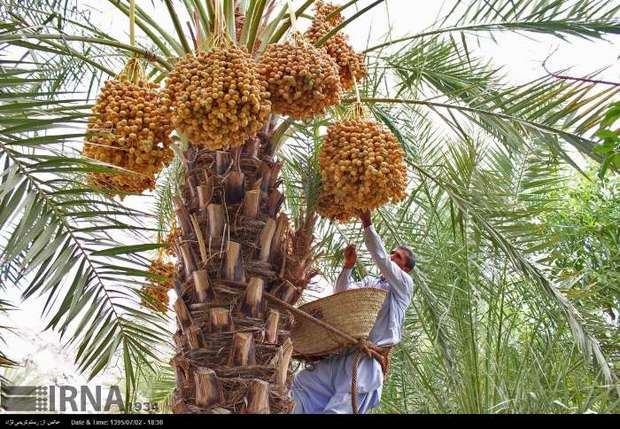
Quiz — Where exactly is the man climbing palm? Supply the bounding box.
[292,210,416,414]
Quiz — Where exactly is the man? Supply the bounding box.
[292,210,416,414]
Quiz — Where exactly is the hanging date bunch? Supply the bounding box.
[317,187,356,222]
[258,19,342,119]
[141,256,175,313]
[82,58,174,196]
[319,103,407,216]
[164,3,271,150]
[305,1,367,91]
[165,225,180,256]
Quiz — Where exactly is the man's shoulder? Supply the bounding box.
[392,272,415,299]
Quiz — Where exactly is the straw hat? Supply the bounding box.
[290,288,387,357]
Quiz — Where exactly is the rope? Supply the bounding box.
[262,292,392,414]
[263,292,358,344]
[350,338,392,414]
[351,349,363,414]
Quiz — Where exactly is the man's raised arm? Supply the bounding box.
[333,244,357,293]
[359,211,412,302]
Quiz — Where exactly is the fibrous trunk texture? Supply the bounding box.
[170,127,316,414]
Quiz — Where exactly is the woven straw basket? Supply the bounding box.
[290,288,388,357]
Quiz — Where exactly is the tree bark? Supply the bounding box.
[209,308,233,333]
[170,135,317,413]
[194,368,224,408]
[245,380,270,414]
[242,277,264,317]
[229,332,256,367]
[264,309,279,343]
[243,190,260,218]
[192,270,210,302]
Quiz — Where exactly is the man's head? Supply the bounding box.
[390,246,416,273]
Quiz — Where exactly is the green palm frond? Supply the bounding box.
[447,0,620,40]
[142,363,175,413]
[0,71,172,409]
[280,120,324,225]
[1,1,173,80]
[385,36,503,102]
[370,138,619,411]
[407,154,615,387]
[103,0,184,56]
[359,36,620,165]
[153,156,183,243]
[367,0,620,53]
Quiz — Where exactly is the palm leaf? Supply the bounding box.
[366,0,620,53]
[0,73,172,409]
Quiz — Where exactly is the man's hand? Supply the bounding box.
[358,209,372,228]
[343,244,357,269]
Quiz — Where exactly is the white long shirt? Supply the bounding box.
[292,225,415,413]
[335,225,415,347]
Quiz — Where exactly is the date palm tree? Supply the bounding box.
[0,0,619,414]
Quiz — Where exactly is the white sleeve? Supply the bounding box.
[334,267,353,293]
[363,225,413,303]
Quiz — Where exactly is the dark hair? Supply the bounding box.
[397,245,416,271]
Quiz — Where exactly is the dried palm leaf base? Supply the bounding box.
[169,136,318,413]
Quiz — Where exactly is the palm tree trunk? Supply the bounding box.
[169,123,316,414]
